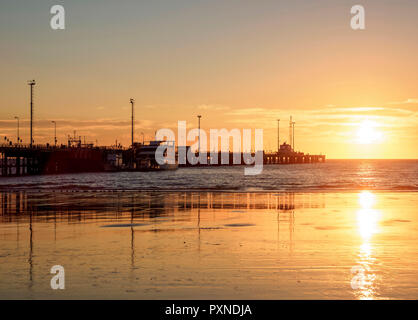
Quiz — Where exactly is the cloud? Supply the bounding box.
[0,118,158,132]
[197,104,230,111]
[226,107,268,116]
[220,103,418,132]
[1,99,416,145]
[387,98,418,105]
[309,106,416,119]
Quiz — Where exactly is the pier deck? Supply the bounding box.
[0,145,325,177]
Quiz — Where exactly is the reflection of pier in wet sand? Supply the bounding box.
[0,191,417,299]
[0,191,323,221]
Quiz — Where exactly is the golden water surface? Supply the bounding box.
[0,191,417,299]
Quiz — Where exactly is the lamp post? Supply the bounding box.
[140,132,144,145]
[14,116,20,145]
[197,115,202,154]
[292,121,295,151]
[28,80,36,148]
[51,121,57,147]
[129,98,135,169]
[277,119,280,153]
[130,98,135,148]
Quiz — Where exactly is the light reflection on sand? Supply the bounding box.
[0,191,417,299]
[355,191,381,300]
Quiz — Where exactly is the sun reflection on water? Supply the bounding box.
[354,191,381,300]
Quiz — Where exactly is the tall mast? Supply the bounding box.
[130,98,135,147]
[197,115,202,153]
[289,116,292,150]
[292,121,295,151]
[28,80,36,147]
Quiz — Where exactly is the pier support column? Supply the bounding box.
[4,155,8,177]
[16,157,20,176]
[28,157,32,175]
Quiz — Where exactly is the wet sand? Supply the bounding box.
[0,191,417,299]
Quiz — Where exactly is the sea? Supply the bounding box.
[0,159,417,192]
[0,159,417,299]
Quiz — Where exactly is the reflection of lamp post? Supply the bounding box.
[51,121,57,147]
[197,115,202,154]
[14,116,20,144]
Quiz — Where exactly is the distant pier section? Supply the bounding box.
[262,142,325,165]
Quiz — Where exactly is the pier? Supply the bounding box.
[0,143,325,177]
[0,79,325,177]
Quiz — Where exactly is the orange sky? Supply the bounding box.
[0,1,417,158]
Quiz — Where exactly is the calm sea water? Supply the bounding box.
[0,160,416,192]
[0,191,417,299]
[0,159,417,299]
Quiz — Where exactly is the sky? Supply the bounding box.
[0,0,417,158]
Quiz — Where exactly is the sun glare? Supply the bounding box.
[356,120,383,144]
[358,191,376,209]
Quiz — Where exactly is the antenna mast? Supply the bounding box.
[130,98,135,147]
[28,80,36,147]
[292,121,295,151]
[289,116,292,150]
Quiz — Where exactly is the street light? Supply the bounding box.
[130,98,135,147]
[28,79,36,148]
[292,121,295,151]
[14,116,20,145]
[140,132,144,145]
[51,121,57,147]
[277,119,280,153]
[197,115,202,154]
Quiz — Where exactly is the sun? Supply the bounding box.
[356,120,383,144]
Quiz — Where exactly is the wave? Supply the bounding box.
[0,161,417,193]
[1,185,417,193]
[389,185,418,191]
